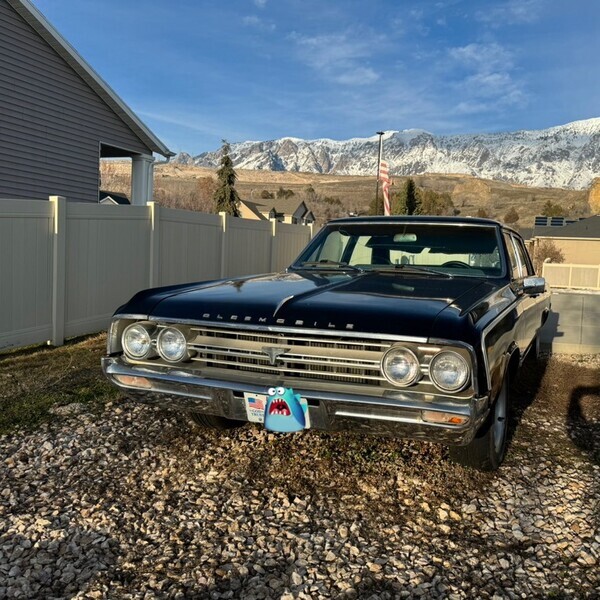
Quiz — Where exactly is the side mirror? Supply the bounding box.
[523,276,546,295]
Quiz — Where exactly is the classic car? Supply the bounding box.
[102,216,550,471]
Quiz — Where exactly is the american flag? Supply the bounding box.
[247,396,264,410]
[380,160,391,216]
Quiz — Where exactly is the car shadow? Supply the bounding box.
[505,353,549,451]
[567,384,600,467]
[539,309,561,349]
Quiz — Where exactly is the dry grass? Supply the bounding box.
[0,334,119,434]
[101,160,589,227]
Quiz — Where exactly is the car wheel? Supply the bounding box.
[189,412,245,430]
[449,371,510,471]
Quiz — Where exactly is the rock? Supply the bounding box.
[0,353,598,598]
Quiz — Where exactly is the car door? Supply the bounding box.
[511,234,542,345]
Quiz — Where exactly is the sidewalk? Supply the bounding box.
[540,290,600,354]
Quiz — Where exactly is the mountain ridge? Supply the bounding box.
[172,118,600,190]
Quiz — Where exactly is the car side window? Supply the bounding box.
[503,233,520,280]
[513,237,534,277]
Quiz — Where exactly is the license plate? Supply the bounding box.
[243,389,311,430]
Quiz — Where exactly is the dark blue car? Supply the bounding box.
[102,216,550,471]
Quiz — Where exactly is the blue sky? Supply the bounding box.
[35,0,600,155]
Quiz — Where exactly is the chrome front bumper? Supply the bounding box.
[102,356,489,445]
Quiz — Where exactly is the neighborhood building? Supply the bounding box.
[530,215,600,265]
[0,0,173,205]
[238,197,315,225]
[99,191,131,206]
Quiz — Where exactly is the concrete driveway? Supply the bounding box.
[540,291,600,353]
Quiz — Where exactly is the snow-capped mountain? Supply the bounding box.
[173,118,600,190]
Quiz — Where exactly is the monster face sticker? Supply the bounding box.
[264,386,307,432]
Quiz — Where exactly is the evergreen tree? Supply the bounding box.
[404,178,418,215]
[417,189,454,215]
[390,190,407,215]
[213,141,241,216]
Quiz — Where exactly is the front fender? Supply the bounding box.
[481,302,519,399]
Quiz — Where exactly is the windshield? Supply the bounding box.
[292,222,505,278]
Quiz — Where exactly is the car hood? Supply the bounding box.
[121,271,503,340]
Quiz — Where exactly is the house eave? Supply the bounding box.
[7,0,175,159]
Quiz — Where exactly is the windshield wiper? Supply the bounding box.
[372,264,454,278]
[297,260,364,273]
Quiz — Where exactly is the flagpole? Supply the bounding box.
[375,131,384,215]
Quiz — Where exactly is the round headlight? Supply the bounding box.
[381,346,420,387]
[122,323,154,359]
[157,327,188,362]
[429,351,470,392]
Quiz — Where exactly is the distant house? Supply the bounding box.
[99,190,130,205]
[530,215,600,265]
[0,0,174,205]
[239,197,315,225]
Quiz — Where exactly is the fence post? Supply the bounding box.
[49,196,66,346]
[219,212,227,278]
[269,218,277,272]
[568,265,573,288]
[149,202,160,287]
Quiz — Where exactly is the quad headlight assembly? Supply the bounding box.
[381,345,471,393]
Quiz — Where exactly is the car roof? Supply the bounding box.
[328,215,502,227]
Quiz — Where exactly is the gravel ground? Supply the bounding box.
[0,355,598,599]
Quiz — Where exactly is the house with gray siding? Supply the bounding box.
[0,0,173,204]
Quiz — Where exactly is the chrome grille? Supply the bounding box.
[187,325,391,384]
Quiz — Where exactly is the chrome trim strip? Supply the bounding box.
[330,220,499,228]
[481,298,518,389]
[114,313,150,321]
[112,314,428,344]
[189,359,386,381]
[334,410,468,429]
[188,347,381,369]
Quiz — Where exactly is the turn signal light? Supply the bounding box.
[114,374,152,389]
[421,410,468,425]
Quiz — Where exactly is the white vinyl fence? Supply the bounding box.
[542,262,600,290]
[0,197,313,352]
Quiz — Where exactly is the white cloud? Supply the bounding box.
[253,0,268,7]
[335,67,379,86]
[291,30,384,86]
[242,15,276,31]
[447,43,527,113]
[448,42,514,73]
[475,0,542,25]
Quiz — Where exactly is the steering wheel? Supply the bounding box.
[441,260,473,269]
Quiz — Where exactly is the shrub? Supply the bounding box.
[504,207,520,224]
[533,239,565,274]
